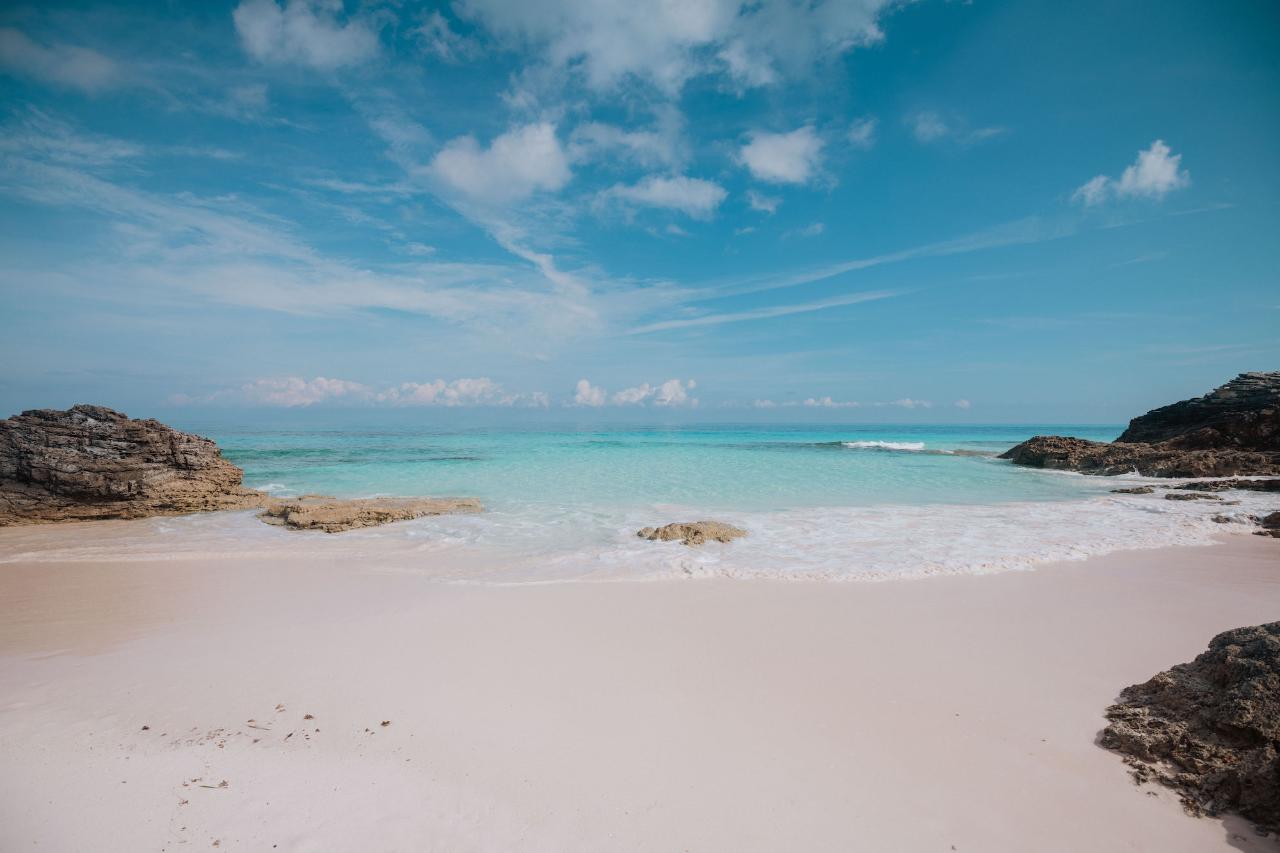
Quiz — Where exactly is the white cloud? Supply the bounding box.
[787,222,825,238]
[629,288,899,334]
[612,383,653,405]
[954,399,972,410]
[847,116,878,149]
[888,398,931,409]
[909,111,1006,145]
[752,399,777,408]
[600,174,727,219]
[746,189,780,214]
[1074,140,1190,206]
[574,378,606,407]
[241,376,372,407]
[738,126,824,184]
[233,0,380,70]
[569,115,685,169]
[457,0,893,94]
[379,377,542,407]
[0,28,122,93]
[414,11,479,62]
[804,396,858,409]
[429,122,572,204]
[654,378,696,406]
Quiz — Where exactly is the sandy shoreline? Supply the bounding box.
[1,530,1278,851]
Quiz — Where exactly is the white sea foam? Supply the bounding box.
[1,487,1268,585]
[841,440,927,451]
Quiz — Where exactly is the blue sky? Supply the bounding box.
[1,0,1277,422]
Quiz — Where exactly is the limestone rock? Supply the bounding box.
[1164,492,1221,501]
[637,520,747,546]
[1255,512,1280,539]
[1117,371,1280,450]
[1112,486,1155,495]
[0,405,264,525]
[1001,374,1280,478]
[260,495,483,533]
[1100,622,1280,833]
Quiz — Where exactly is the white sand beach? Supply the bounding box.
[1,528,1277,852]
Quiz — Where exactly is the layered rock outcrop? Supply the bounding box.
[637,520,747,546]
[0,405,264,525]
[1100,622,1280,833]
[260,496,483,533]
[1001,373,1280,477]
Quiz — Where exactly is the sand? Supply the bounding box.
[1,529,1278,852]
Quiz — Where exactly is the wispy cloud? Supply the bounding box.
[628,289,901,334]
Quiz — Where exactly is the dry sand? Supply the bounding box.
[1,529,1278,852]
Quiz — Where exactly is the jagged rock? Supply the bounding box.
[260,495,483,532]
[1118,372,1280,450]
[1100,622,1280,833]
[1255,512,1280,539]
[1001,435,1279,477]
[1174,478,1280,493]
[1164,492,1221,501]
[1112,486,1155,495]
[1001,374,1280,478]
[0,405,264,525]
[637,520,747,546]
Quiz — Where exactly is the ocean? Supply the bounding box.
[3,421,1265,581]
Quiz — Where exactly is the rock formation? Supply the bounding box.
[260,496,483,533]
[1257,512,1280,539]
[0,405,264,525]
[1117,372,1280,450]
[637,520,747,546]
[1100,622,1280,833]
[1001,373,1280,477]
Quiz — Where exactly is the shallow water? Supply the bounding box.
[1,421,1268,583]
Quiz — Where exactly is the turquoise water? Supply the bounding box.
[9,420,1265,581]
[188,423,1125,512]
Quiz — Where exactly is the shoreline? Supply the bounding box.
[2,534,1278,850]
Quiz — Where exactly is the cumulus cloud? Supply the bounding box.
[570,378,698,407]
[429,122,572,204]
[574,378,606,407]
[888,398,931,409]
[233,0,380,69]
[378,377,545,407]
[600,174,727,219]
[738,126,824,184]
[457,0,893,94]
[1073,140,1190,206]
[569,116,685,169]
[954,399,971,409]
[0,28,122,93]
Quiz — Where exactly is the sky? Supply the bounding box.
[0,0,1277,423]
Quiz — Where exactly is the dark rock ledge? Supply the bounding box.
[1001,372,1280,478]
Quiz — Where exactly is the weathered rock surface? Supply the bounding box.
[1256,512,1280,539]
[0,405,264,525]
[1118,372,1280,450]
[260,495,483,533]
[1001,373,1280,478]
[637,521,747,546]
[1164,492,1221,501]
[1112,486,1155,495]
[1001,435,1279,477]
[1100,622,1280,833]
[1174,478,1280,493]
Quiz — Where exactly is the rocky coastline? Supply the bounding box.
[1101,622,1280,834]
[1001,372,1280,478]
[0,405,481,531]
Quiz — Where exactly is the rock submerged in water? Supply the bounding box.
[260,495,483,533]
[1256,512,1280,539]
[0,404,265,525]
[1111,486,1154,495]
[637,521,747,546]
[1001,373,1280,478]
[1100,622,1280,834]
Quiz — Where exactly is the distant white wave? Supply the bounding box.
[841,440,927,451]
